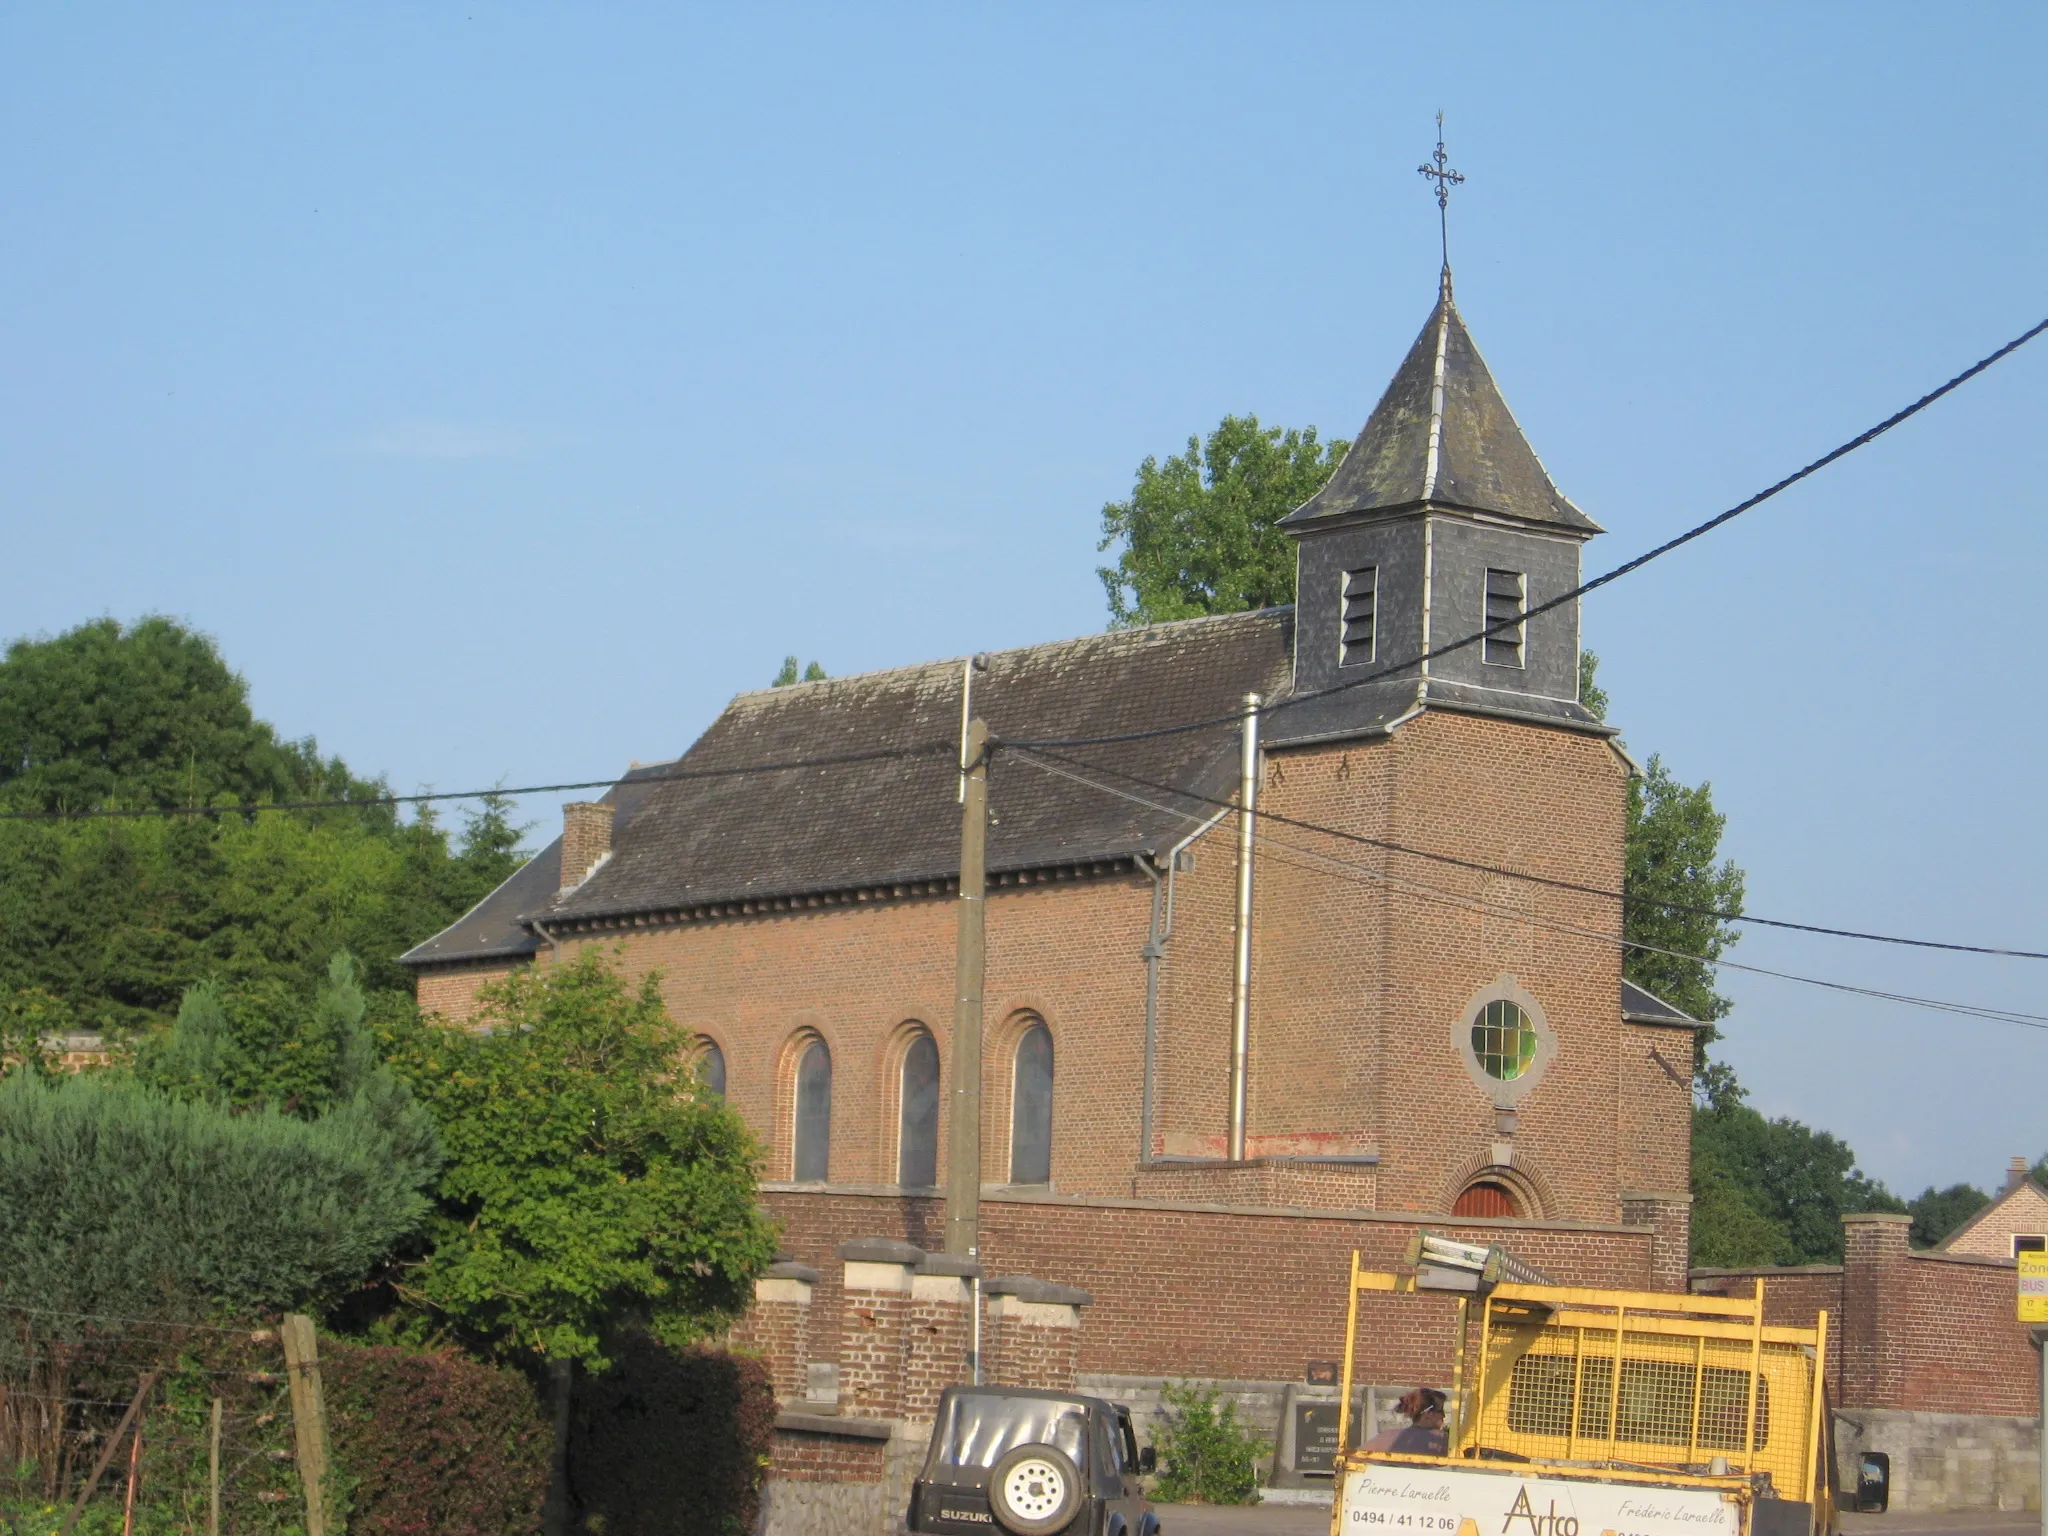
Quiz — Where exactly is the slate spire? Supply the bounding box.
[1281,279,1599,534]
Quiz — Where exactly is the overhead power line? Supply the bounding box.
[1001,742,2048,962]
[1005,748,2048,1032]
[1009,310,2048,752]
[0,743,957,824]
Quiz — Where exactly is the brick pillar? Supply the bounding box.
[731,1259,818,1406]
[1621,1192,1694,1293]
[1840,1212,1911,1408]
[837,1238,923,1420]
[903,1254,978,1422]
[983,1275,1090,1391]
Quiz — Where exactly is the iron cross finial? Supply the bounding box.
[1417,111,1465,279]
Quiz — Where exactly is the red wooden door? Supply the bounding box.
[1452,1181,1518,1218]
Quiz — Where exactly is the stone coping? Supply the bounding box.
[1906,1246,2017,1271]
[1691,1264,1844,1278]
[836,1237,924,1265]
[761,1183,1649,1236]
[985,1274,1092,1306]
[774,1410,895,1441]
[766,1260,821,1283]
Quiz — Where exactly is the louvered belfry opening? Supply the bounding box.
[1482,567,1526,667]
[1341,565,1377,664]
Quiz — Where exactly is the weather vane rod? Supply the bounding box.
[1417,111,1465,284]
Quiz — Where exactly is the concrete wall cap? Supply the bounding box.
[984,1274,1093,1306]
[916,1253,983,1278]
[766,1260,821,1283]
[837,1237,926,1264]
[1840,1212,1913,1225]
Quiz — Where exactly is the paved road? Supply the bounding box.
[1152,1505,2043,1536]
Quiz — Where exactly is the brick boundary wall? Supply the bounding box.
[1692,1214,2038,1418]
[763,1186,1656,1386]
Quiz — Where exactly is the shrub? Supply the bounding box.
[1152,1381,1268,1505]
[324,1342,551,1536]
[565,1335,776,1536]
[0,1070,433,1322]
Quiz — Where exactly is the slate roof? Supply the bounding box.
[1281,279,1600,534]
[402,609,1297,964]
[1620,979,1701,1028]
[399,762,679,965]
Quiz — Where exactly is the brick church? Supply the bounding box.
[403,273,1701,1386]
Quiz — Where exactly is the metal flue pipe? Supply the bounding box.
[1228,692,1260,1161]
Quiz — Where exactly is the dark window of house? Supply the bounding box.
[898,1030,940,1188]
[2016,1235,2046,1256]
[697,1040,726,1098]
[1484,568,1525,667]
[1010,1023,1054,1185]
[793,1038,831,1182]
[1342,567,1377,664]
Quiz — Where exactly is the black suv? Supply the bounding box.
[908,1386,1160,1536]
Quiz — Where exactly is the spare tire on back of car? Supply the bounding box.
[989,1442,1082,1535]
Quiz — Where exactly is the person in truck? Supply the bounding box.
[1362,1388,1448,1455]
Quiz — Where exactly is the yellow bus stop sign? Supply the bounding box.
[2018,1250,2048,1322]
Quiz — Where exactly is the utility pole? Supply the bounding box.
[946,717,989,1261]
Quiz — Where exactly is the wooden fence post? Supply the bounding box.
[280,1314,341,1536]
[208,1396,222,1536]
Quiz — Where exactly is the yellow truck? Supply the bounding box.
[1330,1240,1835,1536]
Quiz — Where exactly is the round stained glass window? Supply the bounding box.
[1471,999,1538,1081]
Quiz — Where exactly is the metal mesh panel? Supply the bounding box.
[1470,1312,1813,1498]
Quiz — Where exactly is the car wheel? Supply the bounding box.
[989,1443,1082,1535]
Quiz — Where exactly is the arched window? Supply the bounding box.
[897,1031,940,1188]
[1453,1181,1519,1218]
[1009,1022,1053,1185]
[793,1038,831,1183]
[695,1039,726,1098]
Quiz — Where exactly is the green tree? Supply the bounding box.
[377,950,777,1367]
[0,618,528,1036]
[771,656,827,686]
[1096,414,1348,626]
[1689,1073,1903,1266]
[1906,1183,1992,1249]
[0,1068,436,1321]
[139,952,433,1132]
[0,615,386,815]
[1579,655,1747,1042]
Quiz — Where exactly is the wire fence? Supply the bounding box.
[0,1307,309,1535]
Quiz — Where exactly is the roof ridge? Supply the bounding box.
[727,607,1295,705]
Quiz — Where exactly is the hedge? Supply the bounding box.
[566,1336,776,1536]
[324,1342,551,1536]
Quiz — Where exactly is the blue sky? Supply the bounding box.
[2,4,2044,1196]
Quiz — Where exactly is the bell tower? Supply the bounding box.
[1274,271,1607,742]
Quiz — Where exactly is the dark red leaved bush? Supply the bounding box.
[324,1342,551,1536]
[566,1337,776,1536]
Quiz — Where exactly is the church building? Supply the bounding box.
[402,273,1701,1385]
